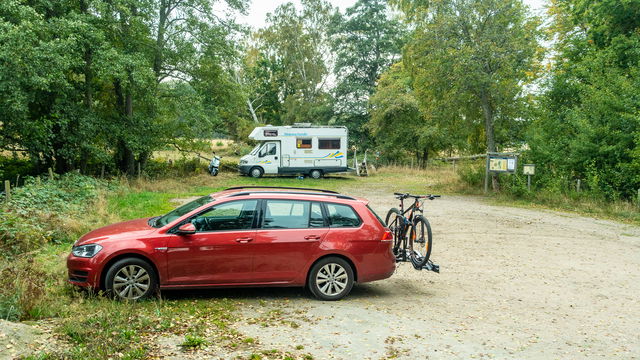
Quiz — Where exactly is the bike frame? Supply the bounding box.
[393,196,425,261]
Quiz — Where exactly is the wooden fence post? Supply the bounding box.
[48,167,54,180]
[4,180,10,203]
[484,154,490,194]
[576,179,581,192]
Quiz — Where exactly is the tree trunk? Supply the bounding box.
[480,89,499,191]
[247,99,259,123]
[113,78,136,175]
[154,0,167,79]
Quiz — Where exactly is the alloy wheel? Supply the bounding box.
[315,263,348,296]
[112,265,151,300]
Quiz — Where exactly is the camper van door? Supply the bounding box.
[257,141,280,174]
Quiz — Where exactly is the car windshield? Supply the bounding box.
[249,144,261,155]
[152,195,214,227]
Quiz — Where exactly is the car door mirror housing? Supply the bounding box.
[176,223,196,235]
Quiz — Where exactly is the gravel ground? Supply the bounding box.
[230,192,640,359]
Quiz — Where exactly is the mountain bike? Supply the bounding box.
[385,192,440,272]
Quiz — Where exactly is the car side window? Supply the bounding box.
[325,203,361,228]
[263,200,310,229]
[309,202,325,228]
[190,200,257,232]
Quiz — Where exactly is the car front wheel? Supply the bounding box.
[308,257,354,301]
[105,258,158,300]
[250,167,263,178]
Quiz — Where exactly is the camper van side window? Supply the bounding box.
[296,138,312,149]
[319,139,341,149]
[264,129,278,137]
[260,143,277,157]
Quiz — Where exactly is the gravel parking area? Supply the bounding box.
[232,193,640,359]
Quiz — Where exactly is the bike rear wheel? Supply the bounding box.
[385,208,404,257]
[409,215,432,267]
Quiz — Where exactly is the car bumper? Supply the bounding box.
[237,164,252,175]
[67,254,100,288]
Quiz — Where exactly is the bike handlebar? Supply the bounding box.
[393,193,441,200]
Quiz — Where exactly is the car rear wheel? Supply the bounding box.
[105,258,157,301]
[308,257,354,301]
[250,167,263,178]
[309,169,322,179]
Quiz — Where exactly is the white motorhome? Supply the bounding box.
[238,124,348,178]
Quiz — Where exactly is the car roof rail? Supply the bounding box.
[224,186,340,194]
[225,190,356,200]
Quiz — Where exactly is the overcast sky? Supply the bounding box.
[235,0,550,29]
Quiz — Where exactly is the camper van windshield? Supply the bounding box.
[249,144,260,155]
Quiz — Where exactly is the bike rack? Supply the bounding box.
[395,251,440,273]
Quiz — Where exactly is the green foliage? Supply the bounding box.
[528,0,640,200]
[0,157,36,184]
[0,174,109,256]
[0,0,249,176]
[328,0,406,146]
[457,162,485,188]
[181,334,208,349]
[250,0,334,125]
[398,0,543,157]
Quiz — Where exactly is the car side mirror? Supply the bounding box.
[176,223,196,235]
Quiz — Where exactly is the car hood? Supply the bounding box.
[75,218,155,246]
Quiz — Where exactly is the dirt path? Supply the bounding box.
[232,192,640,359]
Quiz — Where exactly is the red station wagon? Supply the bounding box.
[67,186,396,300]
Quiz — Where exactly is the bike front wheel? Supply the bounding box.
[409,215,432,267]
[385,208,404,257]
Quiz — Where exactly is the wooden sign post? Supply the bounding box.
[523,164,535,191]
[485,152,519,193]
[4,180,10,203]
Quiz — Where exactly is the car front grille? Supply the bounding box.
[69,270,89,282]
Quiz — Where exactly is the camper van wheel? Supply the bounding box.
[250,167,263,178]
[310,169,323,179]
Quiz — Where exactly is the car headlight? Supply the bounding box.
[240,160,247,165]
[72,244,103,258]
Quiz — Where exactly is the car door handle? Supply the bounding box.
[304,235,321,240]
[235,237,254,243]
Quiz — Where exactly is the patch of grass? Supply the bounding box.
[50,297,236,359]
[489,190,640,225]
[180,334,208,350]
[107,190,177,220]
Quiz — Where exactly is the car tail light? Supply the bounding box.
[381,230,393,242]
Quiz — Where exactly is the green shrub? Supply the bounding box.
[0,173,109,256]
[143,158,206,178]
[0,157,37,184]
[457,162,485,187]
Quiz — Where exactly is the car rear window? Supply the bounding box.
[366,205,386,227]
[325,203,361,227]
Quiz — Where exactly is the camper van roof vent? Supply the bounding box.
[292,123,312,127]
